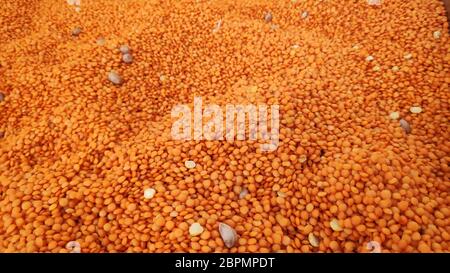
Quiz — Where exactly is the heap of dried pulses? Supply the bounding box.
[0,0,448,254]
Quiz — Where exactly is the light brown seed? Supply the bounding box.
[399,119,411,134]
[219,222,238,248]
[108,70,123,85]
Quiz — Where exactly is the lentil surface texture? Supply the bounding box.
[0,0,449,253]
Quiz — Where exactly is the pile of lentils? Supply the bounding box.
[0,0,449,253]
